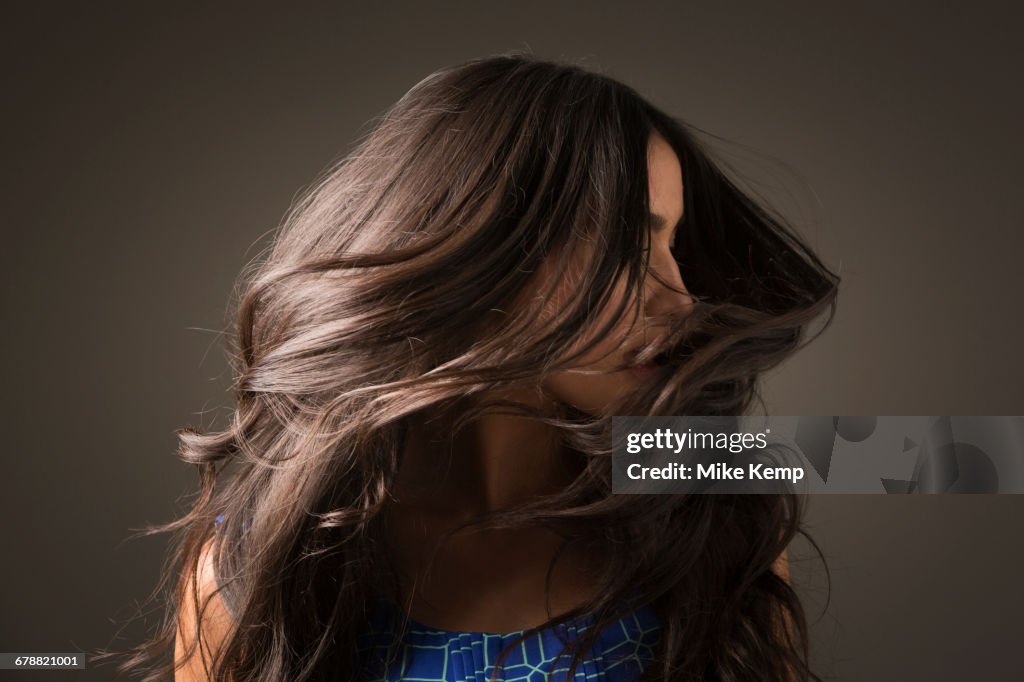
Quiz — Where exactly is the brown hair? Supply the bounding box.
[95,53,838,680]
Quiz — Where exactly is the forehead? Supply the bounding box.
[647,133,684,220]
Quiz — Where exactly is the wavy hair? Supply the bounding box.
[95,53,838,681]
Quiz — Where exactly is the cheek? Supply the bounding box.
[560,278,640,369]
[541,285,643,415]
[522,250,644,414]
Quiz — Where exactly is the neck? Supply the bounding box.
[393,386,581,514]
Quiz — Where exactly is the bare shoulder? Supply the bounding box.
[174,536,236,681]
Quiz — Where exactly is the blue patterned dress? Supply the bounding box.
[213,514,662,681]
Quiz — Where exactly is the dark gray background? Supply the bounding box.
[2,2,1021,680]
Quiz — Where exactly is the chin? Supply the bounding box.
[544,376,637,417]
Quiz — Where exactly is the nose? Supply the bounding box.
[645,245,695,321]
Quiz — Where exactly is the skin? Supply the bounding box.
[174,133,790,678]
[384,133,708,633]
[541,131,695,415]
[175,540,234,680]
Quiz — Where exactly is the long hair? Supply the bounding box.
[96,53,838,681]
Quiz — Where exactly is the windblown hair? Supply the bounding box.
[96,53,838,681]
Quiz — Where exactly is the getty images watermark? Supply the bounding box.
[611,416,1024,494]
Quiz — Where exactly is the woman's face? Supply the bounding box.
[539,132,695,416]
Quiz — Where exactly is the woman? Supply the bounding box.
[106,53,838,681]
